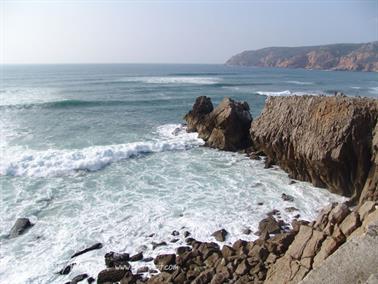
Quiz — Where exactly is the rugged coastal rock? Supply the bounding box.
[87,201,377,284]
[226,42,378,72]
[250,96,378,203]
[184,96,252,151]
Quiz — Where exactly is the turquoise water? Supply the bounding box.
[1,64,374,283]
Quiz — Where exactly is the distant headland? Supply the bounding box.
[226,42,378,72]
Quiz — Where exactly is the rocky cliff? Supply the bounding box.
[250,96,378,204]
[184,96,252,151]
[226,42,378,72]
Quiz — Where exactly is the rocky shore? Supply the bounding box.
[11,95,378,283]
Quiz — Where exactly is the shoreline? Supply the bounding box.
[7,94,378,284]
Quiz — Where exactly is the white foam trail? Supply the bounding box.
[256,90,323,97]
[0,125,204,177]
[286,81,314,85]
[0,87,60,106]
[121,76,220,85]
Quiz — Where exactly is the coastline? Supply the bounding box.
[55,94,377,283]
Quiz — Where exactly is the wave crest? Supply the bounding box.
[0,124,204,177]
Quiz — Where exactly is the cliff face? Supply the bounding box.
[226,42,378,72]
[250,96,378,203]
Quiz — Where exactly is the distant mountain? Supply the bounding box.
[226,42,378,72]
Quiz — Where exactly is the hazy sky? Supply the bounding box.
[1,0,377,64]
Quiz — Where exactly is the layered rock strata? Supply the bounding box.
[250,96,378,203]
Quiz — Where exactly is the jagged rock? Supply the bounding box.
[171,230,180,236]
[258,216,282,235]
[250,96,378,203]
[97,268,128,284]
[129,252,143,262]
[176,246,191,255]
[154,254,176,272]
[221,245,235,259]
[312,236,340,268]
[235,259,250,275]
[152,241,167,250]
[9,218,33,238]
[192,269,215,284]
[105,252,130,268]
[71,243,103,258]
[328,203,350,225]
[211,229,228,242]
[340,212,361,236]
[358,201,377,221]
[185,96,252,151]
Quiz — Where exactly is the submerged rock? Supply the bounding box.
[71,243,103,258]
[9,218,33,238]
[184,96,252,151]
[250,96,378,203]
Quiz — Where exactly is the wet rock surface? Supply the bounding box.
[9,218,33,238]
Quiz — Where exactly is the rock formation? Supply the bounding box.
[226,42,378,72]
[184,96,252,151]
[250,95,378,203]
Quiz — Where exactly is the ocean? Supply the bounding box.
[0,64,376,283]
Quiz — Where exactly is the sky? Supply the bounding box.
[1,0,377,64]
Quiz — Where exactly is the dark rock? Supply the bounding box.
[258,216,282,235]
[71,243,103,258]
[184,97,252,151]
[264,157,275,169]
[9,218,33,238]
[137,266,149,273]
[142,257,153,262]
[70,274,88,284]
[170,238,179,243]
[257,202,264,206]
[281,193,294,202]
[185,237,196,245]
[147,233,155,237]
[183,231,191,238]
[242,228,252,235]
[211,229,228,242]
[176,246,191,255]
[171,230,180,236]
[130,252,143,262]
[97,268,129,284]
[57,263,76,275]
[152,241,167,250]
[192,269,215,284]
[235,259,250,276]
[87,277,95,284]
[154,254,176,272]
[289,180,297,185]
[105,252,130,268]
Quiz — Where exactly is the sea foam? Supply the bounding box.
[121,76,220,85]
[0,124,204,177]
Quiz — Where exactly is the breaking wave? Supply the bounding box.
[0,124,204,177]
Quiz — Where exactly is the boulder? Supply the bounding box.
[129,252,143,262]
[339,212,361,236]
[105,252,130,268]
[258,216,282,235]
[185,96,252,151]
[211,229,228,242]
[9,218,33,238]
[154,254,176,272]
[97,269,128,284]
[250,96,378,203]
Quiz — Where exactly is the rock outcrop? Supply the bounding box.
[184,96,252,151]
[226,42,378,72]
[9,218,33,238]
[250,95,378,203]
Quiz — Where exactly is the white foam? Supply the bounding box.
[0,124,204,177]
[121,76,220,85]
[256,90,323,97]
[0,87,61,107]
[369,87,378,95]
[286,81,314,85]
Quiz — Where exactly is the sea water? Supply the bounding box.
[1,64,376,283]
